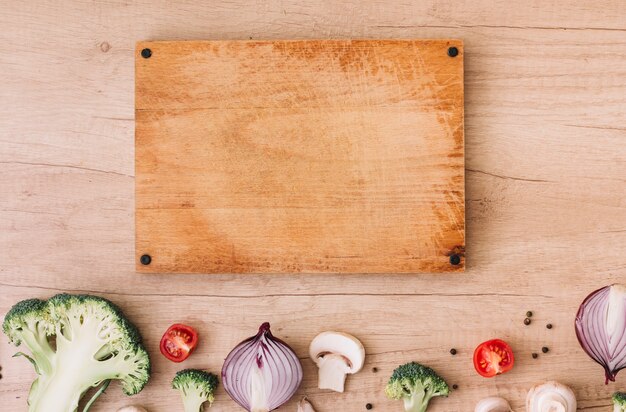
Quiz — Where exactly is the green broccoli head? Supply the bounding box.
[385,362,449,412]
[2,293,151,412]
[173,369,219,412]
[614,392,626,411]
[48,295,140,347]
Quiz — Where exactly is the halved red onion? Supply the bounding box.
[222,322,303,411]
[575,284,626,383]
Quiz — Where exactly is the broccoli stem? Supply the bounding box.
[402,381,432,412]
[28,368,85,412]
[28,319,127,412]
[82,380,111,412]
[28,356,118,412]
[19,325,54,374]
[402,392,428,412]
[181,390,209,412]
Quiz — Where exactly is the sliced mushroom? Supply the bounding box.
[309,331,365,392]
[297,397,316,412]
[475,397,512,412]
[526,381,576,412]
[116,406,148,412]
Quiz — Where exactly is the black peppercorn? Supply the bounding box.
[524,317,531,325]
[450,348,457,355]
[532,353,538,359]
[546,323,553,329]
[452,384,458,390]
[526,311,533,317]
[542,346,549,353]
[366,403,373,410]
[372,367,378,373]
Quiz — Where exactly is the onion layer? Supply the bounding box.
[575,284,626,383]
[222,323,303,412]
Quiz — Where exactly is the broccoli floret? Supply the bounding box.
[385,362,449,412]
[614,392,626,411]
[173,369,219,412]
[3,293,151,412]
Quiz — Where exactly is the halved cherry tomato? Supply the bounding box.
[160,324,198,363]
[473,339,514,377]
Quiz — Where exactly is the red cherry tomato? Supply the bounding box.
[473,339,514,377]
[160,324,198,362]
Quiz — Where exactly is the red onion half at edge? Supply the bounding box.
[575,284,626,383]
[222,322,303,411]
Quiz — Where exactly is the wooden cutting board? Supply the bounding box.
[135,40,465,274]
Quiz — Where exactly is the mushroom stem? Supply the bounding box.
[317,354,350,392]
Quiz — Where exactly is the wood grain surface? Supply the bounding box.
[1,1,625,411]
[135,40,465,274]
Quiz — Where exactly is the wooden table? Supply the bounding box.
[1,1,624,411]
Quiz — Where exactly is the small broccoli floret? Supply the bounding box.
[614,392,626,411]
[173,369,219,412]
[3,298,50,343]
[2,293,151,412]
[385,362,449,412]
[3,298,54,406]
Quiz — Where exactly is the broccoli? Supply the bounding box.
[614,392,626,411]
[3,294,150,412]
[385,362,449,412]
[172,369,219,412]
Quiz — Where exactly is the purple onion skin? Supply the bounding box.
[222,322,303,411]
[575,285,626,384]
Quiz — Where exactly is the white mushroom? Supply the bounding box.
[297,397,316,412]
[309,331,365,392]
[526,381,576,412]
[116,406,148,412]
[474,397,512,412]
